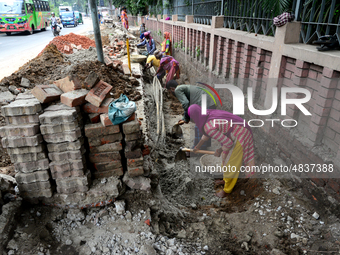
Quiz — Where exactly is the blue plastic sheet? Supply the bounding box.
[108,94,136,125]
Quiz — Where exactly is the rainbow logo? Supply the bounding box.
[196,82,223,106]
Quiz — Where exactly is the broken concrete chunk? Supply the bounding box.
[20,77,31,88]
[0,91,16,104]
[114,200,125,214]
[123,173,151,191]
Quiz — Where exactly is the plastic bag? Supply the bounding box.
[108,94,136,125]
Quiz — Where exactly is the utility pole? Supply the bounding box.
[89,0,104,63]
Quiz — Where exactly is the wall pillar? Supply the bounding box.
[264,22,301,109]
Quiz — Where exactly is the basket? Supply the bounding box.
[130,55,147,63]
[200,154,223,179]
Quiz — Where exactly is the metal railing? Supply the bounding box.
[222,0,280,36]
[193,0,221,25]
[297,0,340,43]
[148,0,340,44]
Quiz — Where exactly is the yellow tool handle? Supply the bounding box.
[181,148,215,155]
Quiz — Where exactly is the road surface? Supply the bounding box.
[0,17,94,81]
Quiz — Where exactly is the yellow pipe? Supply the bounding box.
[126,38,132,76]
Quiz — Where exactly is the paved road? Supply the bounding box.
[0,17,94,80]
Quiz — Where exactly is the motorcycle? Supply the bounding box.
[51,20,62,36]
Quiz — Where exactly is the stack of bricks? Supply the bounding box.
[123,119,144,177]
[85,123,124,179]
[0,94,53,199]
[39,103,91,194]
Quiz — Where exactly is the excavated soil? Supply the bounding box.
[0,44,66,87]
[164,91,184,115]
[69,60,141,101]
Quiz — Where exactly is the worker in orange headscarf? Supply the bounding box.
[120,6,128,30]
[161,32,172,56]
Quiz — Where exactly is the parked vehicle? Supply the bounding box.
[74,11,83,24]
[0,0,51,35]
[60,11,77,27]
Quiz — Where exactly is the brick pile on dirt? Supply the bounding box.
[41,33,96,54]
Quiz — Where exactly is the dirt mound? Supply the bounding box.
[0,44,66,87]
[40,33,96,54]
[69,60,141,100]
[164,91,183,115]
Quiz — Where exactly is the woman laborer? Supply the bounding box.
[120,6,128,30]
[161,32,172,56]
[155,53,180,87]
[137,31,156,56]
[188,104,255,197]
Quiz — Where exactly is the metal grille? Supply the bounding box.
[297,0,340,43]
[193,0,221,25]
[223,0,278,36]
[173,0,192,18]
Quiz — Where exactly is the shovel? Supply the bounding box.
[175,147,215,162]
[171,120,185,139]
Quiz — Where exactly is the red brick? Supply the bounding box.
[93,168,124,178]
[112,60,123,69]
[84,72,100,90]
[85,80,113,107]
[93,161,122,172]
[89,142,122,153]
[54,75,82,93]
[122,64,131,76]
[83,97,114,114]
[89,113,100,123]
[100,113,113,126]
[327,179,340,193]
[104,56,113,67]
[64,45,71,53]
[89,151,121,163]
[127,157,143,167]
[88,133,123,147]
[61,89,88,107]
[116,41,124,46]
[85,122,120,138]
[31,85,63,103]
[124,112,136,122]
[125,149,142,159]
[128,166,144,177]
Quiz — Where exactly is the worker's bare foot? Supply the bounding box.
[215,190,228,198]
[214,179,225,185]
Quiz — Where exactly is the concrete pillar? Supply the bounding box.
[163,14,168,20]
[186,15,194,23]
[264,22,301,109]
[172,15,178,22]
[211,15,224,28]
[157,14,161,20]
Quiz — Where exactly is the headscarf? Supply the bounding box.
[161,32,171,52]
[188,104,252,136]
[143,31,153,46]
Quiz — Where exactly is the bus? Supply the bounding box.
[0,0,51,35]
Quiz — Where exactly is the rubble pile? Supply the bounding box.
[41,33,96,54]
[0,64,149,208]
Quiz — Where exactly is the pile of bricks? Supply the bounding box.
[0,94,53,199]
[39,104,91,194]
[85,123,124,179]
[123,119,144,177]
